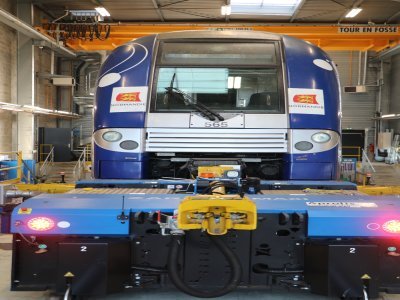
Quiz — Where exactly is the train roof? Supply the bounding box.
[155,30,282,41]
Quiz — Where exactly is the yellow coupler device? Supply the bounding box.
[177,195,257,235]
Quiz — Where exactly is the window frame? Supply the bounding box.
[150,39,285,114]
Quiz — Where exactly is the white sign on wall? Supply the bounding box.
[338,26,398,34]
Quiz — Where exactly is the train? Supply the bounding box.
[9,31,400,300]
[93,30,341,181]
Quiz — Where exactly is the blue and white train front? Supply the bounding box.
[93,31,341,180]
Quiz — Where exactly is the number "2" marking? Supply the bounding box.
[81,246,87,252]
[349,247,356,254]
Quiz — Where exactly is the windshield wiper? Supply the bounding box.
[164,74,224,122]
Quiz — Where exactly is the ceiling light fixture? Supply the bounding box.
[345,8,362,18]
[229,0,302,16]
[221,5,231,15]
[95,7,111,17]
[380,114,400,119]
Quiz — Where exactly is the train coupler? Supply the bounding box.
[177,195,257,235]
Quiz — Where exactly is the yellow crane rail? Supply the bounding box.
[37,24,400,52]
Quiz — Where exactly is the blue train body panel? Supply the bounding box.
[94,35,155,129]
[282,147,339,180]
[93,36,156,179]
[282,36,340,180]
[283,36,341,131]
[10,193,400,238]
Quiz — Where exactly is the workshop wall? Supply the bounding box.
[0,0,17,153]
[328,51,378,131]
[389,53,400,133]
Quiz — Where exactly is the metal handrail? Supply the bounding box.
[39,143,53,162]
[73,146,86,181]
[361,149,376,173]
[39,146,54,177]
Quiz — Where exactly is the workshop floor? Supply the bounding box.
[1,234,400,300]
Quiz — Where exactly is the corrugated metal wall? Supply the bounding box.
[327,51,378,130]
[71,64,98,145]
[389,53,400,133]
[72,107,93,145]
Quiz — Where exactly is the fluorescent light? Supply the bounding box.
[233,77,241,89]
[227,76,241,89]
[381,114,396,118]
[221,5,231,15]
[345,8,362,18]
[230,0,302,16]
[232,0,298,5]
[228,76,234,88]
[95,7,111,17]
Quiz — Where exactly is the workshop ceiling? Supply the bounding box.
[34,0,400,24]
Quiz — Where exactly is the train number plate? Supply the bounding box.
[189,113,244,128]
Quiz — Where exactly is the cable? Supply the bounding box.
[131,265,167,273]
[17,232,39,247]
[252,265,303,274]
[88,24,94,41]
[363,288,369,300]
[94,23,111,41]
[167,234,242,298]
[201,180,238,195]
[63,286,71,300]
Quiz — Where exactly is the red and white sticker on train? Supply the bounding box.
[110,86,148,113]
[288,88,325,115]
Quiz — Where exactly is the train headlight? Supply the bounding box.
[120,140,139,150]
[294,141,313,151]
[311,132,331,143]
[102,131,122,142]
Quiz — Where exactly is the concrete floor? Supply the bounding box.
[1,234,400,300]
[371,163,400,186]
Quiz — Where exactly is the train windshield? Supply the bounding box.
[153,41,284,113]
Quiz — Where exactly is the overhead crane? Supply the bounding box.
[36,23,400,52]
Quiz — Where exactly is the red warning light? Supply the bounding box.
[382,220,400,234]
[27,217,55,231]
